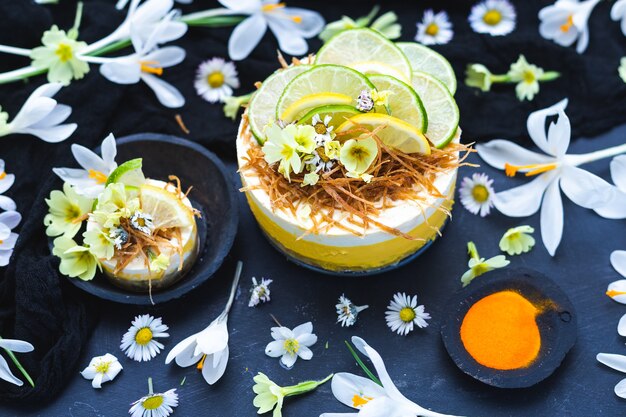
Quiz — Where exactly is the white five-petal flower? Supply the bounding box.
[415,9,454,46]
[459,173,495,217]
[538,0,601,54]
[194,57,240,103]
[320,337,462,417]
[469,0,517,36]
[0,83,76,143]
[611,0,626,37]
[0,160,16,211]
[476,99,620,256]
[0,211,21,267]
[385,292,431,336]
[265,322,317,369]
[80,353,123,389]
[606,250,626,304]
[218,0,325,60]
[165,261,242,385]
[53,133,118,198]
[120,314,170,362]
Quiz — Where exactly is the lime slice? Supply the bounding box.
[410,71,459,149]
[140,184,193,229]
[351,62,410,84]
[248,65,310,144]
[367,74,427,133]
[397,42,457,95]
[336,113,430,155]
[276,64,374,120]
[298,105,361,128]
[105,158,145,187]
[316,28,412,82]
[280,93,354,123]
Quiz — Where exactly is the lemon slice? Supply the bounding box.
[247,65,310,144]
[367,74,427,133]
[397,42,457,95]
[106,158,145,187]
[410,71,459,149]
[276,64,373,120]
[351,62,410,84]
[298,105,362,128]
[280,93,354,123]
[336,113,431,155]
[140,184,193,229]
[315,28,412,81]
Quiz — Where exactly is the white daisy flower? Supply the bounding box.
[335,294,369,327]
[415,9,454,46]
[129,211,154,235]
[265,322,317,369]
[311,114,334,145]
[80,353,123,389]
[120,314,169,362]
[129,378,178,417]
[194,57,240,103]
[469,0,516,36]
[249,276,272,307]
[459,173,495,217]
[385,292,431,336]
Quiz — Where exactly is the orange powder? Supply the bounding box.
[460,290,541,370]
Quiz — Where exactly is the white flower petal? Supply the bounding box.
[28,104,71,128]
[330,373,387,410]
[265,340,285,358]
[594,190,626,219]
[21,124,77,143]
[493,173,554,217]
[201,346,229,385]
[141,74,185,108]
[292,322,313,338]
[615,378,626,399]
[526,98,569,156]
[540,177,563,256]
[611,155,626,192]
[618,314,626,337]
[0,211,21,229]
[0,174,15,195]
[611,251,626,278]
[560,165,614,209]
[0,196,16,212]
[280,352,298,368]
[546,110,570,158]
[194,320,228,356]
[9,97,57,132]
[298,345,313,360]
[165,333,197,365]
[267,18,308,56]
[607,280,626,304]
[72,143,108,173]
[144,46,186,68]
[282,8,325,37]
[476,140,553,170]
[597,353,626,373]
[100,60,142,85]
[0,339,33,352]
[228,14,268,61]
[218,0,260,13]
[0,355,23,386]
[100,133,117,170]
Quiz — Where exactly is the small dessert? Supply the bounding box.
[46,149,200,294]
[236,29,467,274]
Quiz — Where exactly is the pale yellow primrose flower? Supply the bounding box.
[371,89,392,107]
[91,183,140,229]
[44,182,94,238]
[499,225,536,255]
[340,137,378,180]
[52,236,99,281]
[83,225,115,260]
[252,372,332,417]
[325,140,341,160]
[262,123,303,182]
[465,64,496,92]
[507,55,544,102]
[461,241,510,287]
[302,172,320,187]
[150,253,170,272]
[30,25,89,86]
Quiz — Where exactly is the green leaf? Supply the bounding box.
[344,340,382,386]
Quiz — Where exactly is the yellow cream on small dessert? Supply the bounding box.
[87,179,198,291]
[237,117,459,273]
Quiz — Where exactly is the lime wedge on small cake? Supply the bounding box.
[316,28,412,82]
[106,158,145,187]
[276,64,374,121]
[410,71,459,149]
[336,113,430,155]
[397,42,457,95]
[297,105,361,128]
[247,65,310,144]
[280,93,354,123]
[367,73,427,133]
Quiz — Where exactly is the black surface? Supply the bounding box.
[0,0,625,414]
[441,268,577,389]
[61,133,239,305]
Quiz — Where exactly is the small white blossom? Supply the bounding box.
[459,173,495,217]
[415,9,453,45]
[130,211,154,235]
[249,277,272,307]
[265,322,317,369]
[469,0,517,36]
[120,314,169,362]
[80,353,123,389]
[385,292,431,336]
[195,57,240,103]
[335,295,368,327]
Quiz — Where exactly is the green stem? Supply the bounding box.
[282,374,333,397]
[185,16,246,28]
[179,8,240,24]
[467,241,480,261]
[490,74,511,83]
[147,377,154,395]
[0,336,34,388]
[540,71,561,82]
[344,340,382,386]
[0,66,46,85]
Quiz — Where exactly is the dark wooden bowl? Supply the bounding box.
[62,133,238,305]
[440,268,577,388]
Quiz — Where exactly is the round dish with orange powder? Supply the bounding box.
[441,268,577,388]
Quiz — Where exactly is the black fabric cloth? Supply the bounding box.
[0,0,623,404]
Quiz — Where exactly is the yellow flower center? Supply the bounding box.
[262,2,302,23]
[208,71,225,88]
[560,14,574,32]
[523,70,536,84]
[88,169,108,184]
[135,327,153,345]
[425,23,439,36]
[399,307,416,323]
[472,263,489,276]
[483,9,502,26]
[348,145,369,162]
[314,123,327,135]
[0,171,6,180]
[283,338,300,355]
[472,185,490,203]
[140,61,163,76]
[505,162,557,177]
[352,395,373,408]
[95,361,110,374]
[55,43,73,63]
[142,395,164,410]
[67,204,83,223]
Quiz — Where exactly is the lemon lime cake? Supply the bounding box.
[237,29,464,274]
